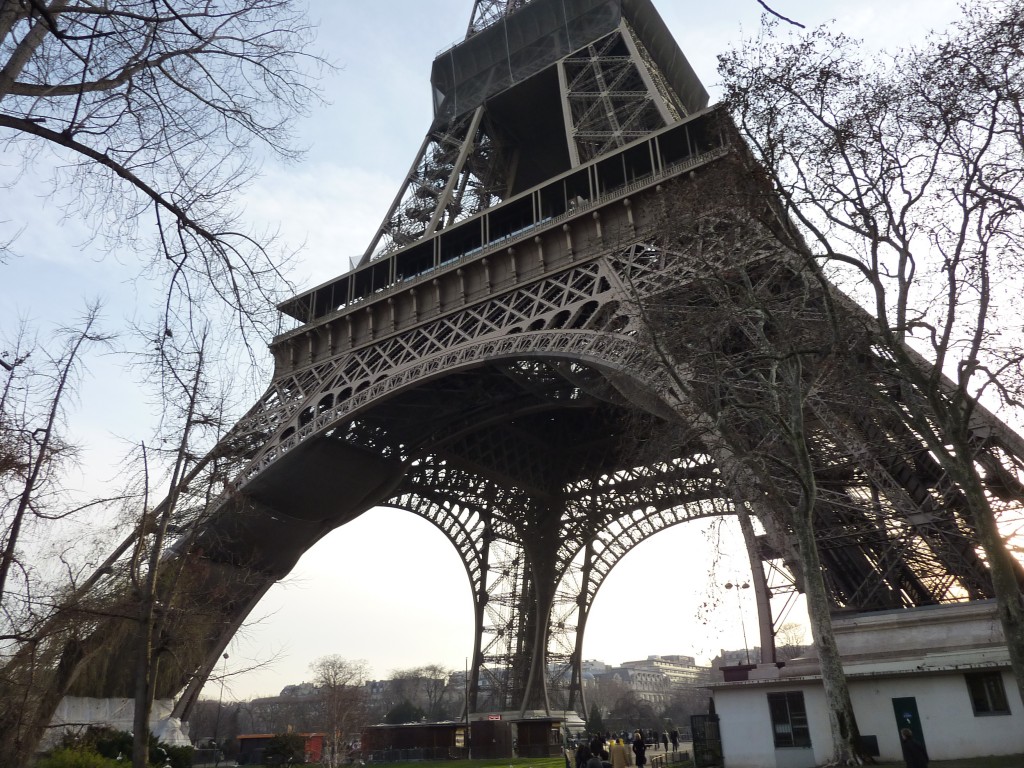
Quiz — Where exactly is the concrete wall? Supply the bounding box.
[832,601,1007,660]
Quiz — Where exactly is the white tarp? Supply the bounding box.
[46,697,192,748]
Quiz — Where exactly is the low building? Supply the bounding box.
[710,601,1023,767]
[236,732,325,765]
[361,714,563,761]
[362,721,468,761]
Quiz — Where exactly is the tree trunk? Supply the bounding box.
[942,425,1024,711]
[785,364,864,765]
[792,514,864,764]
[890,354,1024,711]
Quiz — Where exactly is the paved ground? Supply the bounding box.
[648,746,1024,767]
[870,758,1023,768]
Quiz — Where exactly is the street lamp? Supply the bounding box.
[213,653,229,765]
[724,582,751,665]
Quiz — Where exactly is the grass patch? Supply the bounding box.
[352,759,695,768]
[363,760,567,768]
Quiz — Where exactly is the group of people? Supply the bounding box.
[571,729,681,768]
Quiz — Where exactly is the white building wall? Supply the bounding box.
[715,683,826,768]
[712,604,1024,767]
[848,671,1023,761]
[715,671,1024,767]
[714,687,771,768]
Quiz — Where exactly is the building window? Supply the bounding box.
[767,692,811,748]
[966,672,1010,715]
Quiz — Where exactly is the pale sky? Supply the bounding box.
[0,0,965,703]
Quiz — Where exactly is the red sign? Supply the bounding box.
[487,715,502,721]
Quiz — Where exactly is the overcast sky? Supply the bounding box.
[0,0,966,703]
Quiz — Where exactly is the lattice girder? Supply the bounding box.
[360,0,704,261]
[55,1,1024,725]
[206,183,1024,718]
[467,0,532,36]
[65,158,1021,720]
[562,29,672,161]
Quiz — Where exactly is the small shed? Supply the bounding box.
[361,721,468,761]
[236,732,325,765]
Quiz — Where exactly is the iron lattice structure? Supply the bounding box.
[64,0,1024,721]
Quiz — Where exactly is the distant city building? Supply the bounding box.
[279,683,318,697]
[621,655,710,688]
[364,679,390,714]
[595,667,671,706]
[244,685,325,734]
[585,654,712,711]
[711,647,761,670]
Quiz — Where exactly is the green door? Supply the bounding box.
[891,697,926,746]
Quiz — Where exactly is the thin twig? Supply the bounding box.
[757,0,806,28]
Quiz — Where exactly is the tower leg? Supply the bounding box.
[737,506,776,663]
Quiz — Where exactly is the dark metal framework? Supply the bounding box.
[65,0,1024,723]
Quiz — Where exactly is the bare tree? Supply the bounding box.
[126,327,228,768]
[719,2,1024,706]
[661,686,705,734]
[0,308,111,605]
[774,622,808,661]
[0,1,324,343]
[310,655,368,767]
[622,153,870,763]
[606,690,657,734]
[0,307,128,766]
[1,2,325,762]
[588,674,627,724]
[389,664,457,721]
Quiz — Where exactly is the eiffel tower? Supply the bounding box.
[58,0,1024,726]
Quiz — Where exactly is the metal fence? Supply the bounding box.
[365,747,469,762]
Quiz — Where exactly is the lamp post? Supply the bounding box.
[464,657,471,760]
[213,652,229,765]
[724,582,751,664]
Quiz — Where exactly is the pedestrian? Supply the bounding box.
[610,739,628,768]
[661,732,668,752]
[586,752,604,768]
[899,728,928,768]
[632,731,647,768]
[669,730,678,753]
[576,743,591,768]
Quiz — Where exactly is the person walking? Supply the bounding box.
[610,739,628,768]
[660,732,668,752]
[632,731,646,768]
[900,729,928,768]
[669,730,678,753]
[575,743,592,768]
[590,734,604,761]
